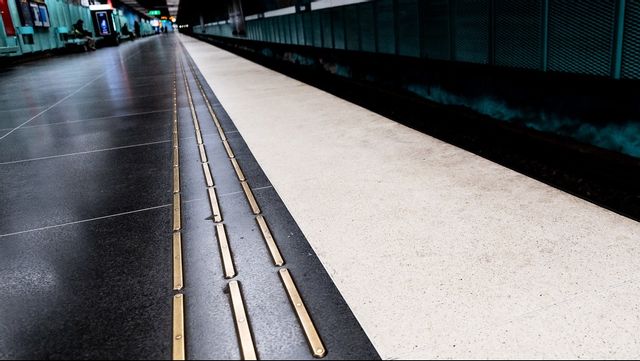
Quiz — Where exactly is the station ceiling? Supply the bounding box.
[114,0,173,17]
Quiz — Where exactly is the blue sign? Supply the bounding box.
[96,11,111,36]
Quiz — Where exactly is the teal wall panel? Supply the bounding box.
[494,0,544,69]
[359,2,376,52]
[548,0,616,76]
[303,12,313,45]
[453,0,491,64]
[321,9,333,48]
[397,0,420,57]
[622,0,640,79]
[332,7,345,50]
[312,11,322,47]
[376,0,396,54]
[423,0,451,60]
[345,5,360,51]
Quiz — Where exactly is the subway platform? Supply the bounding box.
[1,33,640,360]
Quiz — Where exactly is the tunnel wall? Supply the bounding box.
[194,0,640,80]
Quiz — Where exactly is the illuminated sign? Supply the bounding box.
[95,11,111,35]
[148,10,161,16]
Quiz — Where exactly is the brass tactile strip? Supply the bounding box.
[255,215,285,267]
[198,144,208,163]
[222,140,235,159]
[173,294,186,361]
[172,65,185,361]
[216,224,236,279]
[231,158,246,182]
[173,167,180,194]
[241,181,261,215]
[279,269,326,358]
[229,281,258,360]
[173,232,184,291]
[173,146,179,168]
[207,188,223,223]
[202,163,214,188]
[173,192,181,232]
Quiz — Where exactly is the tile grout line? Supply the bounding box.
[0,140,172,166]
[0,203,172,239]
[0,49,144,142]
[0,108,174,132]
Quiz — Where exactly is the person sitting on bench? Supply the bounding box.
[72,19,96,51]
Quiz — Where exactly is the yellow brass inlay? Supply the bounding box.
[173,167,180,194]
[228,281,258,360]
[222,140,235,159]
[207,188,222,223]
[173,232,184,291]
[202,163,214,188]
[173,147,179,168]
[241,181,261,215]
[255,215,285,266]
[173,294,186,360]
[198,144,208,163]
[231,158,246,182]
[195,130,203,145]
[279,269,326,358]
[216,224,236,279]
[217,127,227,142]
[173,193,181,231]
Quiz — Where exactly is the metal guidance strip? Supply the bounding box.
[173,192,181,231]
[198,144,208,163]
[202,163,214,188]
[255,215,285,267]
[207,188,223,223]
[173,167,180,194]
[173,232,184,291]
[228,281,258,360]
[231,158,246,182]
[241,181,261,215]
[222,140,235,159]
[173,294,186,360]
[216,224,236,279]
[279,269,326,358]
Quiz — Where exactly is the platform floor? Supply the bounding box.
[181,35,640,359]
[1,32,640,359]
[0,35,377,359]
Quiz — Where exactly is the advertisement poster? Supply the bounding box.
[0,0,16,36]
[38,4,49,27]
[29,2,41,27]
[95,11,110,35]
[14,0,33,27]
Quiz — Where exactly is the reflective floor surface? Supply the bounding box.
[0,34,378,360]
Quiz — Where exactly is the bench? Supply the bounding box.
[0,46,19,55]
[56,27,100,51]
[0,36,20,56]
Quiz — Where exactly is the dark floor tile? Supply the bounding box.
[0,142,172,235]
[0,106,48,129]
[0,110,173,163]
[0,206,173,360]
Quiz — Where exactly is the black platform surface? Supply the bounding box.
[0,34,378,359]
